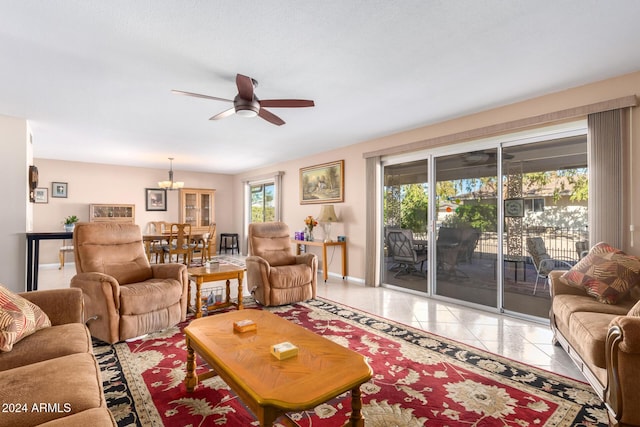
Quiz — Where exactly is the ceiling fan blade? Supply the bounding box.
[258,108,285,126]
[259,99,315,108]
[171,89,233,103]
[236,74,255,101]
[209,107,236,121]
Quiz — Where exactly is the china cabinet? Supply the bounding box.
[179,188,215,233]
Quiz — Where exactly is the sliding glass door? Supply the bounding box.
[382,159,429,293]
[379,124,588,320]
[433,151,498,308]
[501,135,587,318]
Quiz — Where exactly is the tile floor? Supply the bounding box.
[38,262,584,382]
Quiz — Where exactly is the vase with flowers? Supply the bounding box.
[304,215,318,241]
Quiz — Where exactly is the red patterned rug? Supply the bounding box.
[94,298,607,426]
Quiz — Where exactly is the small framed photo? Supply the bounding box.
[52,182,68,198]
[145,188,167,211]
[504,198,525,217]
[34,187,48,203]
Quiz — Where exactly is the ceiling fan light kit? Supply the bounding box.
[173,73,314,126]
[234,95,260,117]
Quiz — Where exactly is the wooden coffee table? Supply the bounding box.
[187,264,245,318]
[184,310,373,426]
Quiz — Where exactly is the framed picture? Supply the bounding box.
[34,187,48,203]
[52,182,68,198]
[145,188,167,211]
[300,160,344,205]
[504,198,525,217]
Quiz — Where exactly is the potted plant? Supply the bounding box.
[64,215,79,232]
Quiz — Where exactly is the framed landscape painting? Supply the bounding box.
[300,160,344,205]
[145,188,167,211]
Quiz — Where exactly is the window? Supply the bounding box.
[251,183,275,223]
[524,198,544,212]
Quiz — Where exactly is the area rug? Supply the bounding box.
[94,298,608,426]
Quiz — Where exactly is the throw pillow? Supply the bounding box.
[562,243,640,304]
[0,285,51,352]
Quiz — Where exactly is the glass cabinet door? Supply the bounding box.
[184,192,197,227]
[200,193,211,227]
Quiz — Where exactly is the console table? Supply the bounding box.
[26,231,73,291]
[292,239,347,282]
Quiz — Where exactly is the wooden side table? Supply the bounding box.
[292,239,347,282]
[187,264,245,318]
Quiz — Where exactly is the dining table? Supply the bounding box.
[142,232,207,264]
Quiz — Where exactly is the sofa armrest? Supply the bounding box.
[605,316,640,425]
[548,270,588,298]
[19,288,84,325]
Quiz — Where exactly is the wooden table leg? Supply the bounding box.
[322,244,328,282]
[237,272,244,310]
[185,338,198,392]
[341,242,347,279]
[225,279,231,305]
[345,385,365,427]
[195,277,203,318]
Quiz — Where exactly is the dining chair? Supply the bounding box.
[192,223,217,264]
[146,221,168,263]
[163,223,195,265]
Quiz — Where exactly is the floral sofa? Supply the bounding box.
[0,286,115,426]
[549,242,640,427]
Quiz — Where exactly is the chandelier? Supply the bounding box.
[158,157,184,190]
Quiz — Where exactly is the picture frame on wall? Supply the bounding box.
[299,160,344,205]
[34,187,48,203]
[504,198,525,217]
[52,182,68,198]
[145,188,167,211]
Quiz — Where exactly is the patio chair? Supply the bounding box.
[386,230,427,277]
[526,237,574,295]
[436,227,477,278]
[576,240,589,259]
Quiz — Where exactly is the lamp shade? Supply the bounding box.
[317,205,338,223]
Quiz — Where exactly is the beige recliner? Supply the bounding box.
[246,222,317,306]
[71,222,188,344]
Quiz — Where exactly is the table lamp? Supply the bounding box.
[317,205,339,242]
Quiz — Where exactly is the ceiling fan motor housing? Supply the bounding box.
[234,95,260,117]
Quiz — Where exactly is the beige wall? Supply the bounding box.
[233,70,640,283]
[32,159,235,264]
[0,115,31,292]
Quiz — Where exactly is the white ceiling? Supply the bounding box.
[2,1,640,174]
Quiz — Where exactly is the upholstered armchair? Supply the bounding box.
[70,222,188,344]
[246,222,317,306]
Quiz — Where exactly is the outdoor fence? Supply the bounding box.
[476,227,588,262]
[412,226,588,263]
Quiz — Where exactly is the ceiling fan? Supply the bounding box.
[171,74,314,126]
